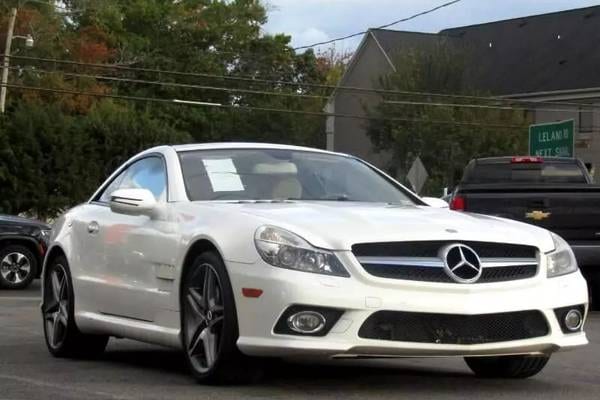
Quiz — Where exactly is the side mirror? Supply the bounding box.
[109,188,157,217]
[421,196,449,208]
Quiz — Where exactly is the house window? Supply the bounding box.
[579,108,593,133]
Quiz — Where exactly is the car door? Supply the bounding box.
[69,168,129,315]
[94,156,180,322]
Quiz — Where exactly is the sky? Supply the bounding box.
[263,0,600,53]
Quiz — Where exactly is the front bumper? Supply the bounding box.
[227,252,589,359]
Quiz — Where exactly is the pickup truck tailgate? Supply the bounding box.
[460,184,600,244]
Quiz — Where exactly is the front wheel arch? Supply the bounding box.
[179,239,223,301]
[43,246,67,282]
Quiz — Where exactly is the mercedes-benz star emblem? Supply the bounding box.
[440,244,482,283]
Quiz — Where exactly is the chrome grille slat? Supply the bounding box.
[353,242,539,283]
[356,256,537,269]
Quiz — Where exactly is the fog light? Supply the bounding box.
[287,311,326,334]
[564,309,583,331]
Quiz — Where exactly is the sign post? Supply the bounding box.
[529,119,574,157]
[407,156,428,194]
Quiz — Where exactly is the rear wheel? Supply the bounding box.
[181,251,262,384]
[465,355,550,379]
[42,256,108,358]
[0,244,37,289]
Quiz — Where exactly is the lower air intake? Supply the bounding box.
[358,310,549,345]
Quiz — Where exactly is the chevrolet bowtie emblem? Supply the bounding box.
[526,210,551,221]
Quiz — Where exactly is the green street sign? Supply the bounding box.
[529,119,574,157]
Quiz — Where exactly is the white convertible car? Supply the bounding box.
[42,143,588,383]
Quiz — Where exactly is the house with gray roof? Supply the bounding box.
[328,5,600,180]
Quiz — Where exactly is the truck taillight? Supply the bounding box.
[450,195,465,211]
[511,156,543,163]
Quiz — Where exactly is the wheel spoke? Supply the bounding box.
[188,324,205,354]
[59,300,68,323]
[12,271,23,283]
[52,313,62,347]
[202,267,214,309]
[18,263,31,273]
[51,271,62,303]
[210,304,224,314]
[44,300,59,314]
[202,329,217,368]
[208,315,223,329]
[15,253,26,266]
[58,276,67,301]
[187,289,206,318]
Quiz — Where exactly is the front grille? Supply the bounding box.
[362,263,537,283]
[358,310,549,344]
[352,241,537,259]
[353,241,539,284]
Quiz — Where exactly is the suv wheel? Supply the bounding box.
[181,251,263,384]
[0,244,38,289]
[42,256,109,358]
[465,355,550,378]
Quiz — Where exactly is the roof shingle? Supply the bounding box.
[369,6,600,95]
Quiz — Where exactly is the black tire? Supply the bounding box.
[180,251,263,384]
[0,244,38,289]
[465,355,550,379]
[42,255,109,358]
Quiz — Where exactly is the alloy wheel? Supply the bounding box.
[0,252,31,284]
[184,263,225,374]
[43,264,70,350]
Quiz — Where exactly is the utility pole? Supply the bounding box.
[1,7,18,114]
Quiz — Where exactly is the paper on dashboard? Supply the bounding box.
[202,158,245,192]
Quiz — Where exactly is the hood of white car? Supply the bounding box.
[227,201,554,252]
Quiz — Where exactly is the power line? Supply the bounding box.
[6,66,329,100]
[293,0,463,50]
[383,99,595,114]
[6,54,599,110]
[8,65,597,115]
[2,82,534,129]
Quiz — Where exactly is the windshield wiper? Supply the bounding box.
[286,195,353,202]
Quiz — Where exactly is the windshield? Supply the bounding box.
[178,149,416,204]
[465,162,587,184]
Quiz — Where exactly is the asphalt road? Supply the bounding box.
[1,281,599,400]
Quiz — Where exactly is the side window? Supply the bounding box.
[97,157,168,203]
[98,169,127,203]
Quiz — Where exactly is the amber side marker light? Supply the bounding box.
[242,288,263,298]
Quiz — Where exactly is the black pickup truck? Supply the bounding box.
[450,156,600,306]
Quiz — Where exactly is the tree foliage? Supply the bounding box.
[0,0,340,218]
[367,41,530,195]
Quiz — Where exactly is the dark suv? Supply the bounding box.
[0,214,50,289]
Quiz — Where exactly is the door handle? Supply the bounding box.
[87,221,100,234]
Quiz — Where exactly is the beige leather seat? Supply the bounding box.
[252,162,302,199]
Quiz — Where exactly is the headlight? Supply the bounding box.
[40,229,52,245]
[254,226,349,277]
[547,233,578,278]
